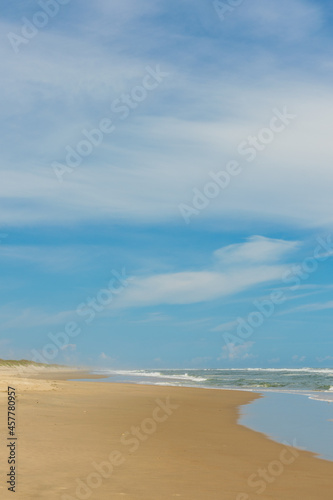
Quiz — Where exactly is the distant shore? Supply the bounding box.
[1,365,333,499]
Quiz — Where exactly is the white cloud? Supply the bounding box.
[115,238,294,308]
[117,267,288,308]
[316,356,333,363]
[292,355,306,362]
[60,344,76,351]
[99,352,115,362]
[214,236,299,265]
[1,84,333,229]
[1,2,332,232]
[219,341,255,360]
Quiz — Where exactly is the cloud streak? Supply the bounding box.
[115,237,297,308]
[214,236,299,265]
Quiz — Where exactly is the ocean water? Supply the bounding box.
[92,367,333,400]
[89,367,333,461]
[240,392,333,461]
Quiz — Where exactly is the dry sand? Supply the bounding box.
[0,367,333,499]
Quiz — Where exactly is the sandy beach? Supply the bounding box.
[1,368,333,499]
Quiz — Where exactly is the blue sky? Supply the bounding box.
[1,0,333,368]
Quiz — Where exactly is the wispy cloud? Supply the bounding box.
[115,237,295,308]
[280,300,333,316]
[1,7,333,230]
[1,0,333,368]
[117,267,290,308]
[292,354,306,363]
[214,236,299,265]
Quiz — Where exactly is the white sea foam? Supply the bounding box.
[308,395,333,403]
[94,369,207,383]
[227,368,333,375]
[307,386,333,403]
[92,367,333,393]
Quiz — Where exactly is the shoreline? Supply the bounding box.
[240,390,333,463]
[76,368,333,402]
[88,366,333,399]
[1,367,333,498]
[66,374,333,463]
[5,363,333,398]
